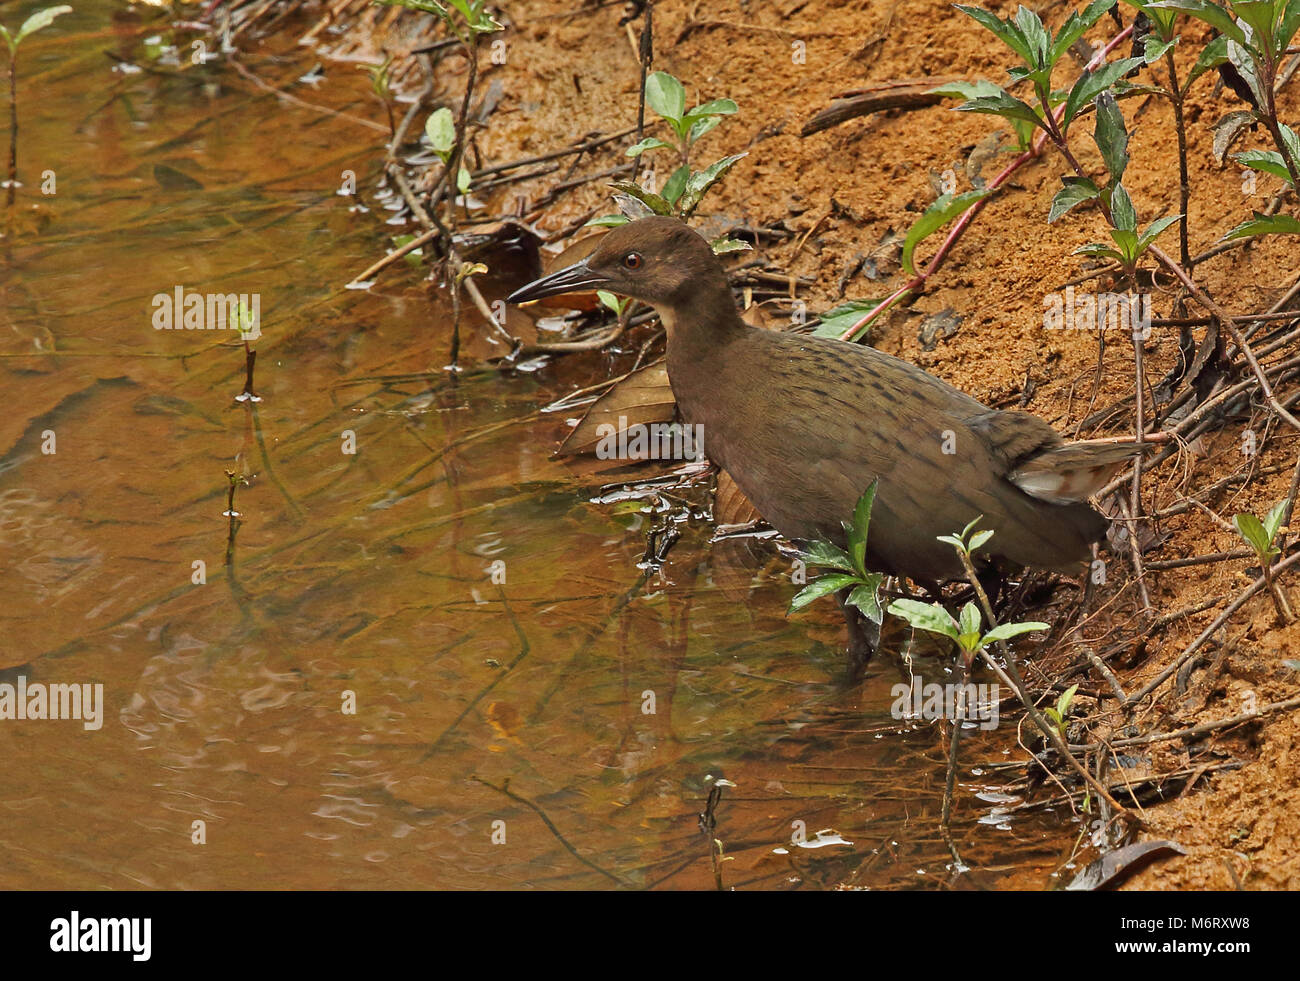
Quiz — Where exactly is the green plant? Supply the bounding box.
[1042,683,1080,738]
[952,1,1144,149]
[1,4,71,206]
[373,0,501,368]
[1233,498,1294,621]
[953,2,1187,283]
[1152,1,1300,221]
[597,290,630,317]
[425,106,472,195]
[787,480,884,624]
[886,598,1049,667]
[589,70,748,253]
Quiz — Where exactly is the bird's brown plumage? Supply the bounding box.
[510,216,1136,584]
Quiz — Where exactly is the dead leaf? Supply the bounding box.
[557,361,677,456]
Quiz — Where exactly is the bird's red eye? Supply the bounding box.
[623,252,642,270]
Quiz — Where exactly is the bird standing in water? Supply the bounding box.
[509,217,1137,656]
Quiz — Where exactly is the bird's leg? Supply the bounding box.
[836,586,879,676]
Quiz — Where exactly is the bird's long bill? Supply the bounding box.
[507,258,611,304]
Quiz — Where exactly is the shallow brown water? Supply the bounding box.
[0,3,1086,890]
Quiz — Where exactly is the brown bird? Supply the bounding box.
[509,218,1138,647]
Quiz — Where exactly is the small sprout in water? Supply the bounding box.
[886,597,1048,666]
[788,480,884,625]
[1042,683,1079,739]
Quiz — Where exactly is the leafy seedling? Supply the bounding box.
[788,480,884,624]
[886,598,1048,667]
[1233,498,1295,621]
[1149,0,1300,238]
[590,70,749,252]
[1042,683,1080,738]
[952,1,1143,148]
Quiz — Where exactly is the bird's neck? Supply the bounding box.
[658,283,747,365]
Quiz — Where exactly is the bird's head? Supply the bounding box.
[507,216,731,325]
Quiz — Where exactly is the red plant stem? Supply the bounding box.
[839,23,1135,342]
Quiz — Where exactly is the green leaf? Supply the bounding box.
[886,599,960,640]
[424,107,456,156]
[686,115,722,146]
[847,480,879,576]
[1110,226,1140,262]
[14,4,72,46]
[1281,0,1300,51]
[1222,211,1300,239]
[955,4,1036,65]
[796,539,857,573]
[1227,37,1268,108]
[1051,0,1119,66]
[1234,512,1272,556]
[1142,34,1178,62]
[812,299,887,341]
[1013,4,1052,69]
[457,167,471,193]
[678,153,747,215]
[1057,683,1079,717]
[1072,242,1126,262]
[686,98,738,119]
[1263,498,1288,545]
[645,71,686,124]
[980,620,1050,644]
[928,79,1007,101]
[958,601,982,639]
[1185,33,1231,89]
[847,575,885,625]
[1138,213,1182,251]
[585,214,631,228]
[901,189,991,275]
[597,290,625,314]
[608,179,674,216]
[969,528,995,552]
[1109,181,1137,232]
[1051,177,1101,224]
[953,91,1046,131]
[660,164,690,206]
[0,26,11,56]
[625,137,674,158]
[1279,124,1300,183]
[710,236,752,255]
[1062,57,1145,128]
[789,573,861,614]
[1232,0,1280,49]
[1147,0,1247,45]
[1094,91,1129,180]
